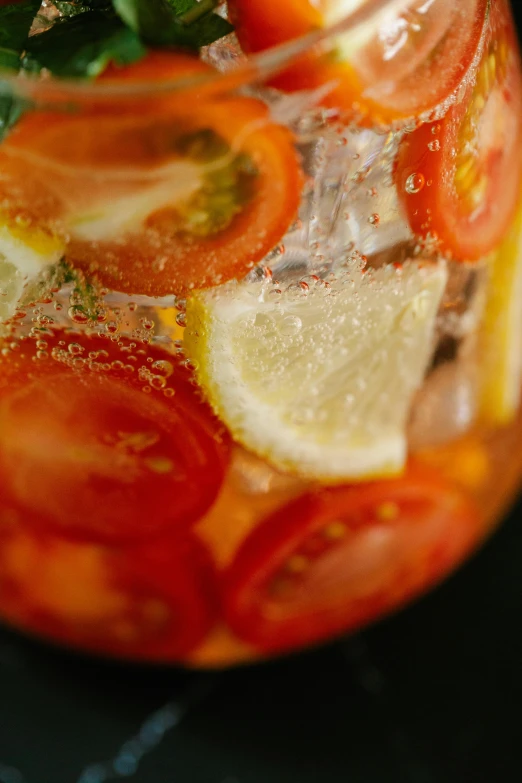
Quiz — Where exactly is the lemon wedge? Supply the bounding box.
[479,206,522,425]
[0,215,65,323]
[185,260,447,482]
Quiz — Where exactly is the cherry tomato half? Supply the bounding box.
[0,514,217,661]
[223,464,479,653]
[0,52,303,297]
[395,0,522,260]
[0,331,229,544]
[229,0,488,124]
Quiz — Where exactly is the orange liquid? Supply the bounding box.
[188,413,522,667]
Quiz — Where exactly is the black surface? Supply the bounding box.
[2,5,522,782]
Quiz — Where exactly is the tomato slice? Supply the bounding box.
[0,515,217,661]
[0,52,303,297]
[0,331,229,544]
[395,0,522,260]
[228,0,488,124]
[223,464,479,653]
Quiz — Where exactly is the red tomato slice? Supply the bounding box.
[0,52,303,297]
[229,0,488,124]
[0,331,229,544]
[0,515,217,661]
[223,464,479,653]
[395,0,522,260]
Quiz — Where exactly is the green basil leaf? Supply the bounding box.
[54,1,113,17]
[112,0,233,49]
[0,0,41,55]
[24,11,146,78]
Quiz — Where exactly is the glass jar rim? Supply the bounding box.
[0,0,400,103]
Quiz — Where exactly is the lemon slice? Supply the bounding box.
[185,260,447,481]
[479,206,522,425]
[0,215,65,323]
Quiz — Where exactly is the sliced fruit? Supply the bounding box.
[479,205,522,425]
[0,213,64,323]
[223,466,480,652]
[396,0,522,260]
[0,516,217,661]
[228,0,488,124]
[222,463,480,653]
[0,331,229,543]
[0,52,303,297]
[185,260,447,481]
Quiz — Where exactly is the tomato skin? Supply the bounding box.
[0,516,218,661]
[0,331,229,544]
[229,0,489,125]
[66,99,303,297]
[228,0,322,53]
[0,53,303,297]
[223,464,480,654]
[395,0,522,260]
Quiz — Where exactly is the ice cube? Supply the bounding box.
[408,358,478,450]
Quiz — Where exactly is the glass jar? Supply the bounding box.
[0,0,521,667]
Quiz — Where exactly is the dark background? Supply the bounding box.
[2,5,522,783]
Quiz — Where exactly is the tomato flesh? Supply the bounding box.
[0,53,303,297]
[0,514,217,661]
[229,0,489,124]
[0,331,229,543]
[395,0,522,260]
[223,464,480,653]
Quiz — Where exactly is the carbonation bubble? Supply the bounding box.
[405,173,425,194]
[368,213,380,226]
[428,140,441,152]
[68,343,84,355]
[68,306,89,324]
[280,316,302,336]
[176,312,187,327]
[152,360,174,378]
[150,376,167,390]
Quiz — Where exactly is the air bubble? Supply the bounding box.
[368,213,380,226]
[405,172,425,194]
[68,343,84,355]
[163,388,175,398]
[176,312,187,327]
[36,340,48,350]
[140,318,154,331]
[152,360,174,377]
[36,350,48,360]
[428,140,441,152]
[106,321,118,334]
[150,375,167,390]
[68,306,90,324]
[280,315,302,336]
